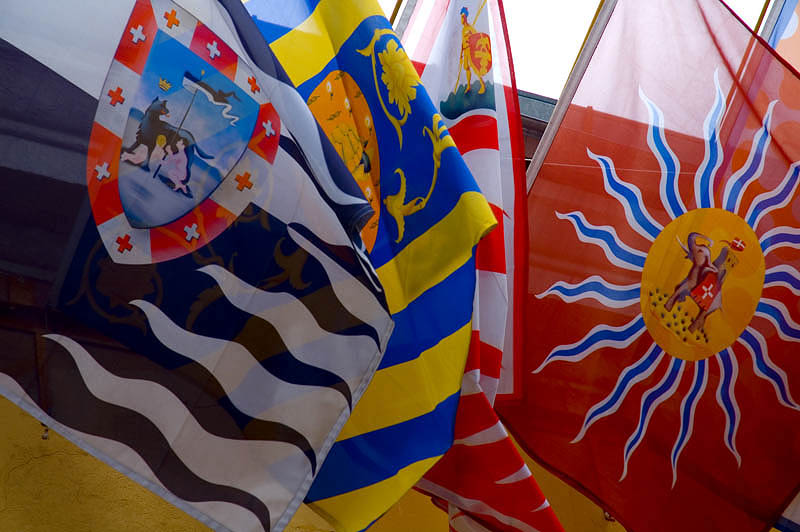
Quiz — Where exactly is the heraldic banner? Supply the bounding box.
[246,1,498,530]
[397,0,562,531]
[0,1,394,531]
[496,0,800,531]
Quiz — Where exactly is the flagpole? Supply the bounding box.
[389,0,404,24]
[526,0,618,192]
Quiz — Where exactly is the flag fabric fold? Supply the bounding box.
[397,1,562,531]
[0,1,394,531]
[247,1,498,530]
[497,0,800,531]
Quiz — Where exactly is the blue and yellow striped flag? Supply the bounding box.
[246,1,497,530]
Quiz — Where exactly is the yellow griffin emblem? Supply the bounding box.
[455,2,492,95]
[384,114,456,243]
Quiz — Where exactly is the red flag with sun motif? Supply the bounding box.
[497,0,800,531]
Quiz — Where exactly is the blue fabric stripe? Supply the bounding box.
[766,269,800,291]
[747,166,800,227]
[724,117,771,212]
[717,349,739,451]
[625,358,683,457]
[305,392,460,501]
[758,301,800,340]
[762,230,800,254]
[777,517,800,532]
[549,280,640,303]
[543,316,645,366]
[379,256,475,369]
[563,213,646,268]
[768,0,800,47]
[585,344,661,429]
[594,155,661,239]
[248,0,322,43]
[672,359,706,466]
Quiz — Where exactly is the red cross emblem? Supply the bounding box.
[235,172,253,191]
[108,87,125,106]
[731,237,745,251]
[248,76,260,94]
[164,9,180,28]
[116,234,133,253]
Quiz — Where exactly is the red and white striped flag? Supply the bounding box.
[399,1,563,530]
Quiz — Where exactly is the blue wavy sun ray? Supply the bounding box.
[586,148,663,240]
[764,264,800,296]
[722,100,778,214]
[639,88,686,219]
[745,162,800,229]
[536,275,640,309]
[670,359,708,488]
[572,343,663,443]
[755,298,800,343]
[694,70,726,209]
[620,357,685,481]
[533,316,646,373]
[739,327,800,410]
[715,349,741,467]
[556,211,646,271]
[760,226,800,256]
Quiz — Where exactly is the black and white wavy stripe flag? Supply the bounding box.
[0,1,392,531]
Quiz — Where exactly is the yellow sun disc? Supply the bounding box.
[640,208,764,361]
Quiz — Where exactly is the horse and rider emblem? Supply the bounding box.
[86,0,280,264]
[640,208,764,362]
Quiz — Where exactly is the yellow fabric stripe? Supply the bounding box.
[377,191,497,315]
[308,456,440,532]
[270,0,385,86]
[337,322,471,441]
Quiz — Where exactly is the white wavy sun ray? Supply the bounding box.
[495,465,533,485]
[764,264,800,296]
[416,479,549,532]
[738,326,800,410]
[755,297,800,343]
[586,148,663,241]
[533,316,646,374]
[0,374,264,532]
[620,357,685,481]
[287,225,390,348]
[639,87,685,219]
[694,69,726,209]
[572,343,664,444]
[198,264,378,382]
[722,100,778,214]
[670,359,708,488]
[42,334,302,520]
[715,349,742,467]
[745,161,800,230]
[535,275,640,309]
[555,211,646,272]
[130,300,349,434]
[760,225,800,257]
[452,421,507,447]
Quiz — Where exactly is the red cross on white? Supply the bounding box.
[108,87,125,106]
[116,234,133,253]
